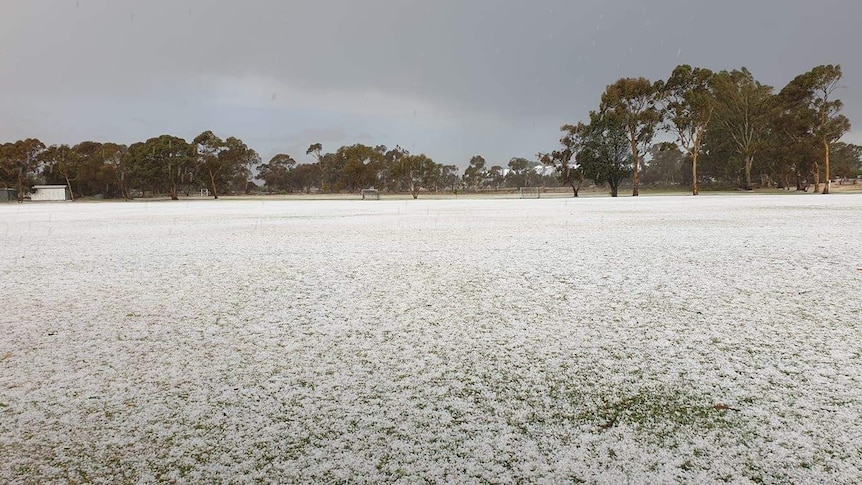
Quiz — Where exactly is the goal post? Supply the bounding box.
[361,188,380,200]
[519,187,541,199]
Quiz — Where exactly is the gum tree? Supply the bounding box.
[129,135,193,200]
[779,65,850,194]
[711,68,774,190]
[194,131,226,198]
[0,139,45,201]
[661,65,715,195]
[463,155,487,192]
[41,144,79,200]
[580,111,633,197]
[258,153,297,193]
[600,77,662,196]
[538,123,585,197]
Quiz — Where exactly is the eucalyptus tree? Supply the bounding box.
[538,123,586,197]
[394,152,437,199]
[600,77,662,196]
[70,141,113,197]
[779,65,850,193]
[306,143,328,191]
[486,165,505,189]
[193,131,226,198]
[505,157,532,188]
[129,135,193,200]
[661,65,715,195]
[711,68,775,190]
[290,163,320,194]
[0,138,45,201]
[830,142,862,180]
[258,153,297,192]
[338,143,383,192]
[462,155,487,191]
[580,111,633,197]
[101,143,130,200]
[40,144,79,200]
[439,164,460,192]
[220,136,260,195]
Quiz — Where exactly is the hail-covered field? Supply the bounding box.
[1,194,861,483]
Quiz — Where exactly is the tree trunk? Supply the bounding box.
[691,153,699,196]
[116,174,129,200]
[17,167,24,202]
[628,130,640,196]
[823,139,831,194]
[744,156,754,190]
[63,174,76,201]
[570,183,579,197]
[208,170,219,199]
[812,161,821,193]
[170,183,179,200]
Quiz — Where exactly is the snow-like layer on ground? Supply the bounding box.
[1,195,861,483]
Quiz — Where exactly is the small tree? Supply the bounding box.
[538,123,585,197]
[580,112,633,197]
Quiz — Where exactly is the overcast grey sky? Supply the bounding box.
[1,0,860,168]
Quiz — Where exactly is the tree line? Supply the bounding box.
[0,135,562,201]
[539,64,857,196]
[0,133,474,201]
[1,65,859,202]
[0,132,260,202]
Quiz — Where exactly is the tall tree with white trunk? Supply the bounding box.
[661,65,715,196]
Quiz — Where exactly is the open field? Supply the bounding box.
[1,194,861,483]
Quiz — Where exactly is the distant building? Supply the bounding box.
[0,188,18,202]
[30,185,70,201]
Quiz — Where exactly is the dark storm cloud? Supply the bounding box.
[1,0,860,161]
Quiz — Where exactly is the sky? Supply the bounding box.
[1,0,860,169]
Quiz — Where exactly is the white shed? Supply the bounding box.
[30,185,70,201]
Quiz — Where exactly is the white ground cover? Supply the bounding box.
[1,194,861,483]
